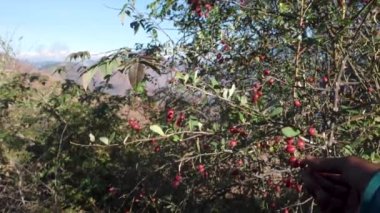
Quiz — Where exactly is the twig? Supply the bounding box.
[14,166,25,205]
[333,55,348,112]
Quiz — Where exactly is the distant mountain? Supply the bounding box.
[30,60,62,70]
[2,54,177,98]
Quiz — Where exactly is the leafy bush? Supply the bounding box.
[1,0,379,212]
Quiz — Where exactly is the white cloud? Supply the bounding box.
[18,42,71,62]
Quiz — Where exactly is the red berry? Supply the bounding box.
[283,208,289,213]
[229,126,240,134]
[294,100,302,107]
[368,87,374,93]
[197,164,205,174]
[308,127,317,136]
[322,76,328,83]
[167,108,175,122]
[263,69,270,76]
[216,52,222,60]
[268,78,275,85]
[172,174,182,188]
[252,93,260,103]
[154,145,160,152]
[285,137,294,145]
[228,140,238,149]
[284,178,292,188]
[128,119,142,131]
[236,159,244,167]
[176,112,186,126]
[289,156,297,165]
[297,138,305,150]
[286,144,296,154]
[172,180,180,188]
[289,156,300,168]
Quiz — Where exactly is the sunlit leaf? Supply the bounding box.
[281,127,301,137]
[270,107,283,117]
[99,137,109,145]
[150,125,165,136]
[89,133,95,142]
[240,96,248,106]
[228,84,236,100]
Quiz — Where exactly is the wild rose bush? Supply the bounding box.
[1,0,379,212]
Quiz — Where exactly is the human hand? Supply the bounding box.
[300,156,380,212]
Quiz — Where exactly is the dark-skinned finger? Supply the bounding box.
[313,173,349,198]
[318,172,350,188]
[301,156,380,194]
[300,169,320,196]
[300,156,347,174]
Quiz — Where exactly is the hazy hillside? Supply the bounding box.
[2,54,176,98]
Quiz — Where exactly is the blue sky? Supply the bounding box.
[0,0,179,61]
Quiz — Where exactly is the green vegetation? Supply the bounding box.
[1,0,379,212]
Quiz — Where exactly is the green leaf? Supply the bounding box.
[134,82,145,94]
[279,3,290,13]
[192,71,199,86]
[240,96,248,106]
[99,137,109,145]
[210,76,219,88]
[281,127,301,137]
[150,125,165,136]
[270,107,283,117]
[228,84,236,100]
[238,112,246,123]
[172,135,180,142]
[184,74,189,84]
[189,120,203,131]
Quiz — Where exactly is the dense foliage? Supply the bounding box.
[1,0,379,212]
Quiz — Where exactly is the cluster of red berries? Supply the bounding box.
[128,119,142,132]
[167,108,186,127]
[187,0,213,17]
[265,176,302,202]
[251,82,263,103]
[284,137,305,168]
[285,127,316,167]
[262,69,276,86]
[228,126,247,137]
[172,174,182,189]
